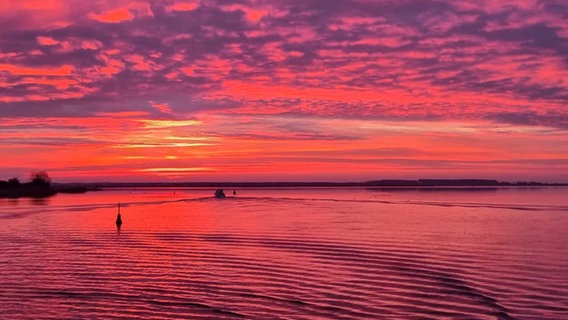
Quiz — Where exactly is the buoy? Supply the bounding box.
[116,203,123,228]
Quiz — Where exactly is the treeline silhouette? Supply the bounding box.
[2,173,564,199]
[0,171,56,198]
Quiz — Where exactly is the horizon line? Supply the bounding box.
[50,179,568,186]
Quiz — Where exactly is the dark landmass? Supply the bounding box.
[66,179,567,189]
[364,179,568,187]
[0,184,57,198]
[3,178,565,198]
[0,172,61,199]
[0,180,99,198]
[52,184,101,194]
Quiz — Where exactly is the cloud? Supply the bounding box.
[3,0,565,124]
[88,8,133,23]
[36,36,59,46]
[1,0,568,181]
[150,101,173,114]
[220,4,269,24]
[165,1,200,13]
[87,3,153,23]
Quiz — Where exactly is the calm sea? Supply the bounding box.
[1,187,567,319]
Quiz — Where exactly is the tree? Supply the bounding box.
[31,171,51,187]
[7,178,21,187]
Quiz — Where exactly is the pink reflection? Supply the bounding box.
[1,187,567,319]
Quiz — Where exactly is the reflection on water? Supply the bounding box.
[30,197,51,206]
[0,187,567,319]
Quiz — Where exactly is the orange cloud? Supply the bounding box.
[138,119,201,129]
[150,101,173,114]
[89,7,133,23]
[0,64,73,76]
[36,36,59,46]
[221,4,269,23]
[165,1,200,12]
[16,77,77,90]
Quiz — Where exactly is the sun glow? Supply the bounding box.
[139,120,202,129]
[136,167,216,172]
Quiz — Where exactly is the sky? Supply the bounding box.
[1,0,567,182]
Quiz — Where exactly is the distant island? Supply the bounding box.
[0,171,94,199]
[2,174,566,199]
[0,171,56,198]
[64,179,567,189]
[362,179,567,187]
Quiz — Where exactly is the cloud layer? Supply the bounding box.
[1,0,567,181]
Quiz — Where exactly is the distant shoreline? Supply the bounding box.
[3,179,566,198]
[53,179,568,189]
[0,185,57,198]
[0,185,95,199]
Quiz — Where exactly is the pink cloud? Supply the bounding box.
[0,63,73,76]
[220,4,269,24]
[1,0,567,182]
[124,54,162,72]
[181,55,232,81]
[353,37,410,48]
[165,71,180,80]
[150,101,173,114]
[36,36,59,46]
[0,0,70,32]
[180,66,194,76]
[17,77,78,90]
[87,3,153,23]
[96,111,149,117]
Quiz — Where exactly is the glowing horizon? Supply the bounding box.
[1,1,567,183]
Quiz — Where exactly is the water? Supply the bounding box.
[1,187,567,319]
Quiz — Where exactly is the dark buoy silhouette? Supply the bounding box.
[116,203,123,228]
[233,189,236,196]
